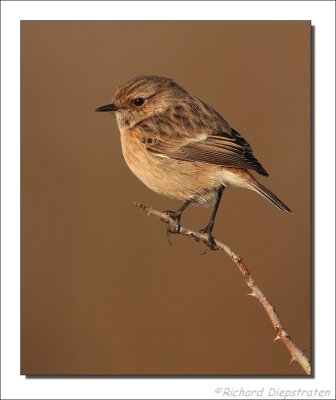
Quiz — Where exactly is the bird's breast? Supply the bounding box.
[120,128,160,189]
[119,127,222,205]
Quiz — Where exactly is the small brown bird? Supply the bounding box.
[96,76,291,248]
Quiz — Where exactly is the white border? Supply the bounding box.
[1,1,335,399]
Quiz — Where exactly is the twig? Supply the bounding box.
[134,202,311,375]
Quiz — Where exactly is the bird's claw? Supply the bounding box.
[163,210,182,246]
[199,228,218,251]
[163,210,181,233]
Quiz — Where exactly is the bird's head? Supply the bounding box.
[95,75,187,130]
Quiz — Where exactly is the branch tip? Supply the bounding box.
[134,202,145,210]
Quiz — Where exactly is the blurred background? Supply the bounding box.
[21,21,311,375]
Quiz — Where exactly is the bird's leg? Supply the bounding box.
[199,186,225,250]
[164,199,191,234]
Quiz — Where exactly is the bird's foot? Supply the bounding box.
[163,210,181,234]
[199,226,218,251]
[162,210,182,246]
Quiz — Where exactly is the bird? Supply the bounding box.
[96,75,291,249]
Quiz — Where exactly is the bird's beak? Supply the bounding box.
[95,103,119,112]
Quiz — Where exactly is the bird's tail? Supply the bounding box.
[248,178,292,213]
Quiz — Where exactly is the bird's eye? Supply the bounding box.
[133,98,145,106]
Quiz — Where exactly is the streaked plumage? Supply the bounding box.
[96,75,291,247]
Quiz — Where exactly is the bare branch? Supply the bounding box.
[134,202,311,375]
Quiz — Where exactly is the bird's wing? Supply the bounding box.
[145,128,269,176]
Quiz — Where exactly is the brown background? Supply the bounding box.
[21,21,311,375]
